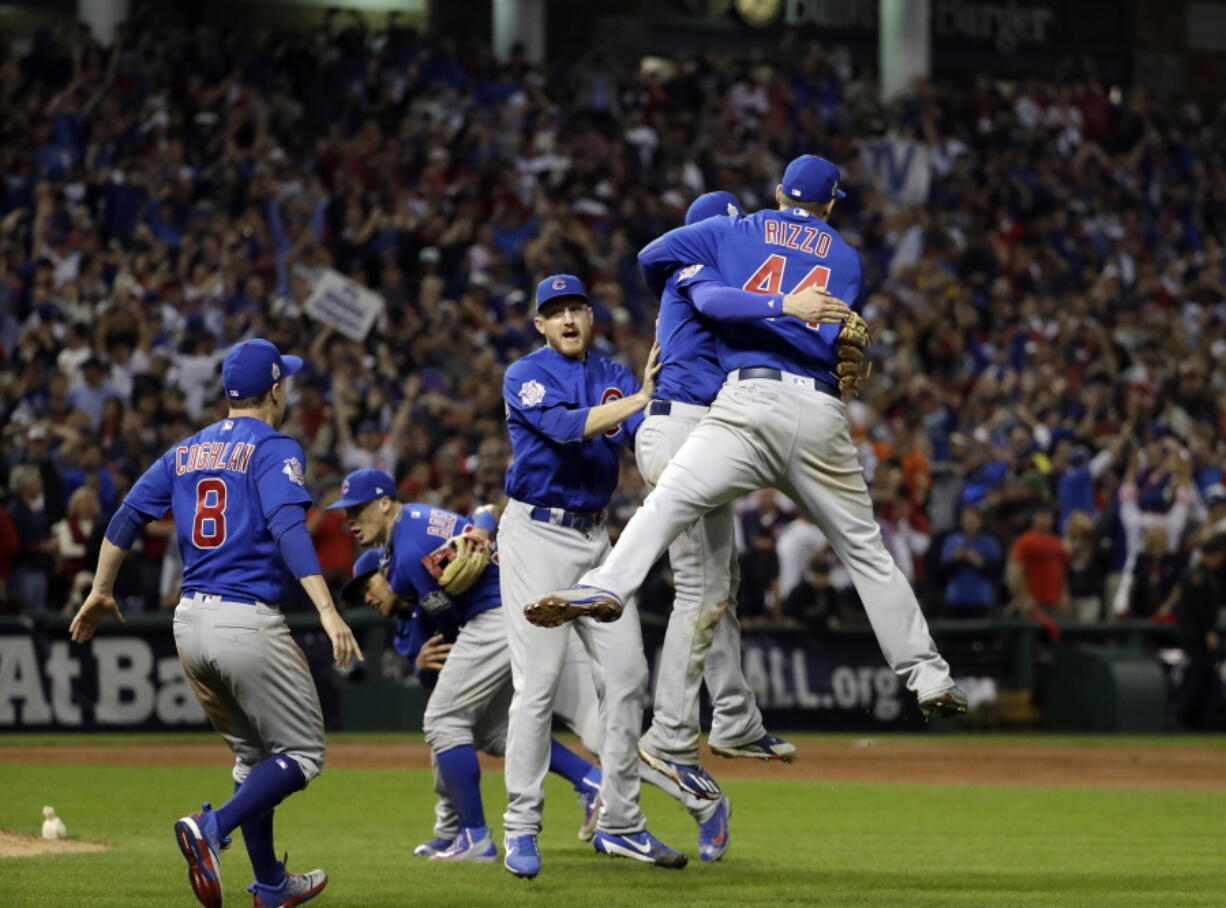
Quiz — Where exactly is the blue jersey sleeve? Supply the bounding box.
[503,361,588,444]
[124,454,174,521]
[392,612,427,661]
[679,264,785,321]
[251,437,313,518]
[638,217,730,298]
[389,552,448,605]
[386,512,455,608]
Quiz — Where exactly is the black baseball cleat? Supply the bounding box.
[918,687,969,719]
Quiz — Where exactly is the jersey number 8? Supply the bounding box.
[193,477,228,548]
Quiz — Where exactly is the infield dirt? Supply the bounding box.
[1,738,1221,790]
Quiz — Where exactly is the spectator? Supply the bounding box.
[776,518,832,601]
[0,497,18,612]
[1112,446,1195,616]
[781,553,841,631]
[1007,505,1069,639]
[51,486,102,612]
[307,483,357,597]
[66,358,121,430]
[60,442,118,516]
[1063,511,1111,622]
[1172,534,1225,729]
[877,491,930,586]
[939,506,1002,618]
[331,375,414,474]
[5,464,57,614]
[1199,484,1226,542]
[1127,525,1186,619]
[18,424,66,524]
[738,490,791,620]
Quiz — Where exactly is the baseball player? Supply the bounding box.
[331,480,606,862]
[341,496,727,865]
[499,274,688,878]
[527,156,968,721]
[633,189,854,810]
[69,337,363,908]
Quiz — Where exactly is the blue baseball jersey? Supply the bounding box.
[503,346,642,512]
[383,503,500,625]
[640,208,864,383]
[654,266,729,407]
[123,416,312,604]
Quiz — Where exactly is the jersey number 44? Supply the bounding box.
[743,255,831,329]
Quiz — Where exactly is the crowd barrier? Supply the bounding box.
[2,612,1221,733]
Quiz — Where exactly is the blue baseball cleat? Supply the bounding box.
[593,829,688,868]
[698,796,731,862]
[173,802,230,908]
[710,733,796,762]
[430,826,496,862]
[504,834,541,878]
[248,861,328,907]
[524,586,623,627]
[412,836,454,857]
[578,766,602,841]
[637,744,723,800]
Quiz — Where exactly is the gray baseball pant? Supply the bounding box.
[173,595,325,785]
[428,597,713,841]
[635,403,766,762]
[579,376,955,701]
[500,498,648,837]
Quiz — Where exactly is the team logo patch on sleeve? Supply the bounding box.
[676,264,705,281]
[282,457,305,485]
[518,379,546,407]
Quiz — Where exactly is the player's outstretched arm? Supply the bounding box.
[299,573,365,669]
[686,280,851,324]
[70,469,170,643]
[69,538,128,643]
[580,343,660,439]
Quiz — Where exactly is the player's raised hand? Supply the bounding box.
[69,590,125,643]
[782,286,852,324]
[416,633,453,672]
[320,608,364,669]
[640,341,662,399]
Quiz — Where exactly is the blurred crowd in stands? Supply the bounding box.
[0,13,1223,658]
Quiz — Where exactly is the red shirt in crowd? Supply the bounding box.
[1010,531,1068,606]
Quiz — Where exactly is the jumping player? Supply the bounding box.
[332,478,606,862]
[499,274,687,877]
[69,337,363,908]
[632,189,853,806]
[528,156,968,720]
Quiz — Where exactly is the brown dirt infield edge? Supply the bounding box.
[1,739,1223,791]
[0,830,106,859]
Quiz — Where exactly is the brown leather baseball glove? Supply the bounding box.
[835,312,872,395]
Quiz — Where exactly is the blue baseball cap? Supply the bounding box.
[222,338,303,400]
[327,468,397,510]
[535,274,588,312]
[686,191,744,225]
[780,155,846,204]
[341,548,384,604]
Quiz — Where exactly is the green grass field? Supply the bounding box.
[2,735,1225,907]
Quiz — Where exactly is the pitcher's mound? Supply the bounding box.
[0,831,106,858]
